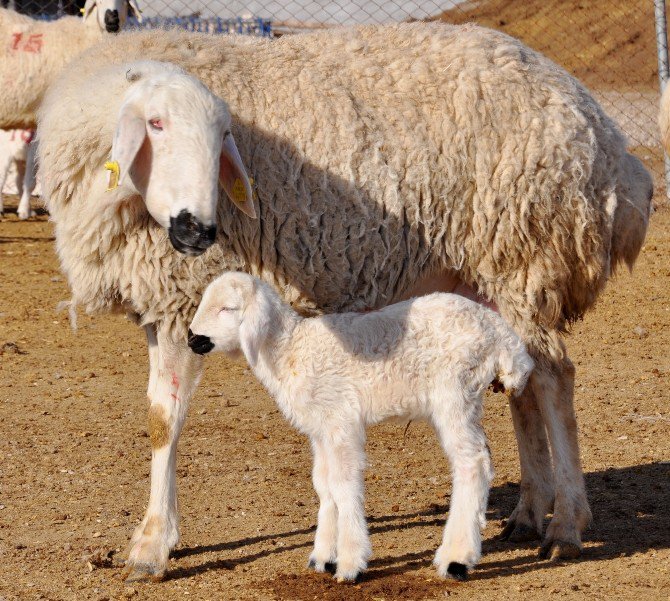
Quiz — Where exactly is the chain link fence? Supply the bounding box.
[3,0,666,196]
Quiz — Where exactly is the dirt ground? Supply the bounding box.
[0,194,669,601]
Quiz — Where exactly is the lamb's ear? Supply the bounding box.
[82,0,97,21]
[109,102,146,189]
[219,131,256,218]
[239,282,270,368]
[127,0,143,22]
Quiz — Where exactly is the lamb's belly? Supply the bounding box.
[400,270,498,312]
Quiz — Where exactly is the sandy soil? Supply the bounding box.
[0,195,669,601]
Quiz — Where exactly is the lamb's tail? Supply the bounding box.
[495,336,534,397]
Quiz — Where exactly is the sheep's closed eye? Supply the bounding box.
[220,307,237,313]
[148,118,163,131]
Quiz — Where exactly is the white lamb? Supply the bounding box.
[0,128,36,219]
[188,272,535,582]
[0,0,142,129]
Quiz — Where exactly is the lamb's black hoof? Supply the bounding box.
[324,562,337,575]
[447,562,468,581]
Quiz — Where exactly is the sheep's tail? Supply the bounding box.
[495,337,534,397]
[56,298,78,331]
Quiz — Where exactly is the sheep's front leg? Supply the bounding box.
[308,437,338,573]
[124,324,203,582]
[325,428,371,582]
[17,141,36,220]
[0,153,12,216]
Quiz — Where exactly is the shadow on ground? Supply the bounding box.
[162,462,668,598]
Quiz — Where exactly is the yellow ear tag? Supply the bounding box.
[104,161,120,191]
[79,7,85,14]
[231,178,247,203]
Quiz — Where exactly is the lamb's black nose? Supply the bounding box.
[104,9,120,32]
[188,328,214,355]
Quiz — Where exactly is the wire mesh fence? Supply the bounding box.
[2,0,667,194]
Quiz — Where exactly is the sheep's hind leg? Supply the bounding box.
[17,141,36,220]
[308,437,338,574]
[499,384,554,543]
[432,397,493,581]
[534,357,591,560]
[124,324,203,582]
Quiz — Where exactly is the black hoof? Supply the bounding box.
[324,562,337,575]
[447,562,468,581]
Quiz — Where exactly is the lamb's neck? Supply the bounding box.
[251,306,302,397]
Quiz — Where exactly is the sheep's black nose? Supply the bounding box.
[169,210,217,256]
[104,9,120,32]
[188,328,214,355]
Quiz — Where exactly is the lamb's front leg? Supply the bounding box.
[325,428,371,582]
[124,324,203,581]
[308,437,338,573]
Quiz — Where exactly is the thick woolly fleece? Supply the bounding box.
[38,23,652,359]
[0,8,112,129]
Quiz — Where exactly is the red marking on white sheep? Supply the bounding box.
[9,32,44,53]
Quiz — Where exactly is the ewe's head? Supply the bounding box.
[82,0,142,33]
[611,153,653,272]
[189,272,272,367]
[108,61,255,256]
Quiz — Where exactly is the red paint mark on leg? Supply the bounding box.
[170,372,180,402]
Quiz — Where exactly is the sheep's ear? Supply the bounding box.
[127,0,143,22]
[219,132,256,219]
[82,0,97,21]
[109,103,146,189]
[239,282,270,368]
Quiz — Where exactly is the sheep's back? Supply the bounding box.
[40,23,629,337]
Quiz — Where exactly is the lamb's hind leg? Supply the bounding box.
[124,324,203,581]
[499,384,554,542]
[534,356,591,560]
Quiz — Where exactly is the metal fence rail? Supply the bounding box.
[5,0,668,195]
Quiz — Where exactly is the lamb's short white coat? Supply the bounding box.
[189,272,535,581]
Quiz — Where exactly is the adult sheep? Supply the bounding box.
[37,24,652,581]
[0,0,142,130]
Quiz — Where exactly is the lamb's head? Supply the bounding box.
[189,272,272,367]
[82,0,142,33]
[611,152,653,272]
[107,61,255,256]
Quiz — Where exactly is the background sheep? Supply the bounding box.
[189,271,535,582]
[37,23,652,580]
[0,128,36,219]
[0,0,142,130]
